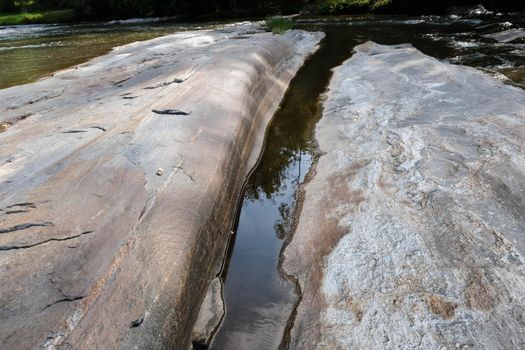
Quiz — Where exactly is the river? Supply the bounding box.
[1,12,524,350]
[0,18,237,89]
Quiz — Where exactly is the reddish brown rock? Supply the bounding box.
[0,25,323,349]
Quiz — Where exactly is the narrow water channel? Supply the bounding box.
[209,14,525,350]
[208,27,358,349]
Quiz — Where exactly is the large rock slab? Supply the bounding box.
[283,42,525,349]
[0,25,323,349]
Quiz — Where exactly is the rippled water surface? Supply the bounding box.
[0,20,231,89]
[1,14,524,90]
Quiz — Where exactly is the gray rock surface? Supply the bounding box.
[0,25,323,349]
[283,42,525,349]
[192,277,224,347]
[483,29,525,43]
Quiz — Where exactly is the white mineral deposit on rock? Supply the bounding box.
[284,41,525,350]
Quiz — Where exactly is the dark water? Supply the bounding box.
[1,13,524,350]
[210,13,525,350]
[208,25,356,349]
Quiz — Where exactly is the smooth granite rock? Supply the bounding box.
[283,42,525,350]
[192,277,224,348]
[0,25,323,349]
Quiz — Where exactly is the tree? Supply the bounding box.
[0,0,15,13]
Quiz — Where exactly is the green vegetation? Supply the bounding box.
[265,16,293,34]
[0,0,524,24]
[371,0,392,10]
[320,0,392,13]
[0,9,75,25]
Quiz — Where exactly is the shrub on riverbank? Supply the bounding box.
[266,17,293,34]
[317,0,392,13]
[0,9,75,25]
[309,0,525,14]
[1,0,525,25]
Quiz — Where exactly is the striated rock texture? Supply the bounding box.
[283,42,525,349]
[192,277,224,348]
[0,25,323,349]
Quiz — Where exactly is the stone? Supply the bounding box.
[192,277,224,348]
[0,123,9,132]
[482,29,525,43]
[448,5,491,17]
[0,24,323,349]
[283,42,525,349]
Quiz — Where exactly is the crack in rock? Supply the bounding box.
[61,130,87,134]
[129,317,144,328]
[0,222,54,234]
[144,78,184,90]
[113,76,133,86]
[43,296,85,310]
[173,165,195,183]
[0,230,93,251]
[6,202,36,209]
[152,109,191,116]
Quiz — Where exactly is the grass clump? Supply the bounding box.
[370,0,392,11]
[265,16,293,34]
[0,9,76,25]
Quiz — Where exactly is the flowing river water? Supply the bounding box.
[1,13,524,350]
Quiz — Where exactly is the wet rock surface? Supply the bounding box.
[482,28,525,43]
[0,25,323,349]
[283,42,525,349]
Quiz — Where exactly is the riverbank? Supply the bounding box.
[2,0,525,26]
[0,24,322,349]
[0,9,75,25]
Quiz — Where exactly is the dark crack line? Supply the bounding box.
[6,202,35,209]
[25,91,63,106]
[173,165,195,183]
[152,109,191,116]
[113,76,133,86]
[144,78,183,90]
[5,210,30,214]
[43,296,85,310]
[0,230,93,251]
[89,126,107,132]
[130,317,144,328]
[61,130,87,134]
[0,222,53,234]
